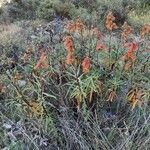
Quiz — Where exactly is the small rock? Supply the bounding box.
[17,80,27,87]
[3,123,12,130]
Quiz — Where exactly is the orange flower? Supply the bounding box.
[66,18,85,33]
[66,53,74,65]
[122,42,138,71]
[63,36,74,53]
[128,42,138,52]
[34,52,49,70]
[63,36,75,65]
[96,40,106,51]
[140,24,150,39]
[105,12,118,31]
[126,49,136,62]
[75,17,85,32]
[124,42,138,62]
[121,22,133,43]
[82,56,90,74]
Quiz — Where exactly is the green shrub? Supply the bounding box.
[36,0,56,20]
[36,0,76,20]
[1,0,40,21]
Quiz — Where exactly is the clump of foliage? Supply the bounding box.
[0,11,150,149]
[36,0,76,20]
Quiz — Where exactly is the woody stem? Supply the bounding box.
[109,31,112,67]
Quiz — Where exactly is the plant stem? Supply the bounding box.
[109,31,112,67]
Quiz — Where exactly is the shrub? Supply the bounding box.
[36,0,56,20]
[1,0,40,21]
[36,0,76,20]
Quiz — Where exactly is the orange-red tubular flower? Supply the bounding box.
[63,36,75,65]
[34,52,49,70]
[127,42,138,52]
[105,12,118,31]
[66,53,74,65]
[126,50,136,62]
[124,42,138,62]
[75,18,85,32]
[82,56,90,74]
[140,24,150,39]
[96,40,106,51]
[63,36,74,53]
[121,22,133,43]
[66,18,85,33]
